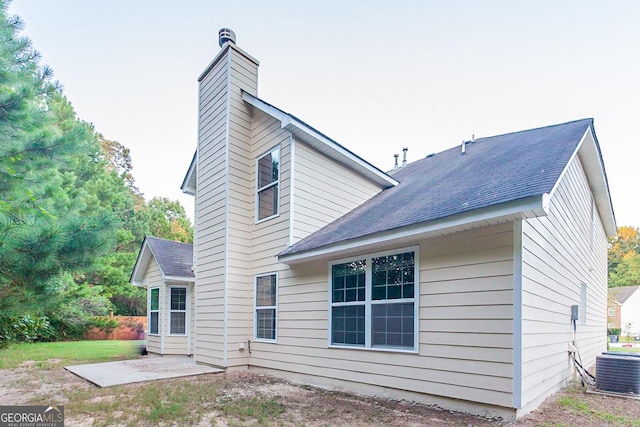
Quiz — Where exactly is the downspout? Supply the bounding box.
[512,219,523,410]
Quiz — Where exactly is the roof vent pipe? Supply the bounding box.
[218,28,236,47]
[402,147,408,167]
[461,140,466,154]
[393,153,399,170]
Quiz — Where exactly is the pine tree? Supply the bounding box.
[0,3,117,336]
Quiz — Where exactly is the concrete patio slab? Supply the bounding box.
[65,355,223,387]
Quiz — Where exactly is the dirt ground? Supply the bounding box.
[1,361,639,426]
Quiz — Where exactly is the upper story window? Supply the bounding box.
[330,248,418,351]
[256,147,280,222]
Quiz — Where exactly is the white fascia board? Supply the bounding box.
[242,91,288,122]
[130,240,153,284]
[580,129,617,236]
[282,118,399,188]
[242,91,398,189]
[550,125,616,236]
[163,275,196,283]
[279,194,549,264]
[181,152,197,196]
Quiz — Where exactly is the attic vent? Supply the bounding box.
[218,28,236,47]
[596,353,640,394]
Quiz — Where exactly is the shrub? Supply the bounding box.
[0,314,56,347]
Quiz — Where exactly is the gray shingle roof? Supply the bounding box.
[281,118,594,257]
[145,236,194,278]
[609,286,639,304]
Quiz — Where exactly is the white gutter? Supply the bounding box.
[279,194,550,264]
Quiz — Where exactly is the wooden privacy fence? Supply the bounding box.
[85,316,147,340]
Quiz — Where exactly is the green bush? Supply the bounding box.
[607,328,621,336]
[0,314,56,347]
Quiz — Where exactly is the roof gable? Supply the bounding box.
[609,286,639,304]
[281,118,614,261]
[130,236,194,285]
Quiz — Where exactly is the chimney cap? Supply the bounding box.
[218,28,236,47]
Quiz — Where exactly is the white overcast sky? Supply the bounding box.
[8,1,640,228]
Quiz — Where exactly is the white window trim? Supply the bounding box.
[169,285,189,336]
[327,246,419,353]
[255,146,281,224]
[580,283,587,325]
[254,272,278,342]
[149,287,160,336]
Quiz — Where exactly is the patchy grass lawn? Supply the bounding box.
[1,341,640,426]
[0,340,140,369]
[607,346,640,354]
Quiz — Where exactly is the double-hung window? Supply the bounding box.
[256,147,279,221]
[330,249,417,351]
[170,287,187,335]
[255,273,277,341]
[149,288,159,335]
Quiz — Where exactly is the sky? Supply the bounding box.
[7,1,640,228]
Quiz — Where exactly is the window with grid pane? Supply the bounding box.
[149,288,159,335]
[331,260,365,346]
[170,287,186,335]
[256,274,277,340]
[330,250,416,350]
[256,147,279,221]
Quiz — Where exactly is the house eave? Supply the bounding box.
[242,91,398,189]
[549,124,616,236]
[181,151,197,196]
[279,194,549,264]
[164,275,196,283]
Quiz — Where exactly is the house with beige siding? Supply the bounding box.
[131,236,195,356]
[134,29,616,420]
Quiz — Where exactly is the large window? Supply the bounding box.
[149,288,159,335]
[330,249,417,351]
[256,147,279,221]
[255,273,277,341]
[170,287,187,335]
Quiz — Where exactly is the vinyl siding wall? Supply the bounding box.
[519,155,608,414]
[195,43,260,367]
[224,48,259,368]
[250,223,515,413]
[144,259,163,354]
[291,142,383,243]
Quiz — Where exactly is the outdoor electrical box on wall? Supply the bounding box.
[571,305,579,322]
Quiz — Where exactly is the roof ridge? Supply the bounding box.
[145,235,193,246]
[473,118,593,143]
[394,118,594,170]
